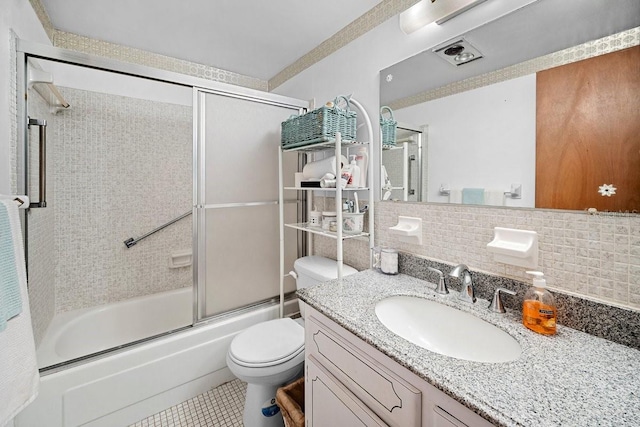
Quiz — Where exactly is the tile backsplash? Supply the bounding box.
[376,202,640,311]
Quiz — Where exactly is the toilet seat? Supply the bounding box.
[228,318,304,368]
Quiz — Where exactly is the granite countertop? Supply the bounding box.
[297,269,640,427]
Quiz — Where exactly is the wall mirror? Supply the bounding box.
[380,0,639,212]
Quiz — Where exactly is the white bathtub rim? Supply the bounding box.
[37,286,193,369]
[39,296,299,376]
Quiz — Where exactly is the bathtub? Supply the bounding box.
[36,287,194,368]
[16,287,295,427]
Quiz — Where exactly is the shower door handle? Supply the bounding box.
[28,118,47,208]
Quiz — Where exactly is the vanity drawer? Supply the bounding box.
[307,314,422,427]
[306,355,387,427]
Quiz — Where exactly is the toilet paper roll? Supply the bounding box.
[302,155,348,179]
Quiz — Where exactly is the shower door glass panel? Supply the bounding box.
[24,58,193,369]
[198,91,300,317]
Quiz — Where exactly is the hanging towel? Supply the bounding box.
[0,202,22,331]
[484,190,506,206]
[462,188,485,205]
[0,200,39,426]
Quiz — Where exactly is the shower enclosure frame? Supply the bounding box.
[15,39,308,371]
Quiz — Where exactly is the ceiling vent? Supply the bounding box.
[433,38,483,66]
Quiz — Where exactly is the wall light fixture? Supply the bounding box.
[399,0,488,34]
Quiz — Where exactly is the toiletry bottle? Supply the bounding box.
[347,155,360,188]
[522,271,557,335]
[340,160,353,189]
[355,147,368,188]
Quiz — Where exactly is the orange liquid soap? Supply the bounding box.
[522,271,557,336]
[522,300,557,335]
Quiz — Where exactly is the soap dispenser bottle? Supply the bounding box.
[522,271,557,335]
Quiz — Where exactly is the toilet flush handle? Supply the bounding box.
[289,271,298,279]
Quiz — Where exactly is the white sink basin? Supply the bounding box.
[375,296,521,363]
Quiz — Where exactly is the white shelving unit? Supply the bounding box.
[278,98,374,317]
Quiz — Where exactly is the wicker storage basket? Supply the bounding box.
[275,377,305,427]
[281,96,357,149]
[380,105,397,147]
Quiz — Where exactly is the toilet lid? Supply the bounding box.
[229,318,304,368]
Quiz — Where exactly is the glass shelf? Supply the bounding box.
[284,222,369,240]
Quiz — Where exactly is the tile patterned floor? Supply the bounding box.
[129,379,247,427]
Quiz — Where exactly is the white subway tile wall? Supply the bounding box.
[52,87,192,313]
[375,202,640,310]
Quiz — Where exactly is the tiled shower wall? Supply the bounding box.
[375,202,640,311]
[52,87,192,313]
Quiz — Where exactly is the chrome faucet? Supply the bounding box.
[449,264,476,303]
[427,267,449,295]
[489,287,517,313]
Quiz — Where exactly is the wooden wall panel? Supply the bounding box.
[536,46,640,211]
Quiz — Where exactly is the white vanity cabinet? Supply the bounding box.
[305,306,495,427]
[306,356,387,426]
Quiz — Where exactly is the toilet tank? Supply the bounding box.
[293,256,358,290]
[293,256,358,318]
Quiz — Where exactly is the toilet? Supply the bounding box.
[292,255,358,319]
[226,256,357,427]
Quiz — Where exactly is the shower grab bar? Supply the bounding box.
[124,201,285,248]
[124,210,192,248]
[28,118,47,208]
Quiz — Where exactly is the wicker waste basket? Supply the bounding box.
[276,377,305,427]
